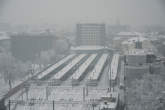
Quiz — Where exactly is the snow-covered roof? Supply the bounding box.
[117,32,139,36]
[125,49,149,55]
[72,54,97,80]
[88,54,108,80]
[71,45,105,51]
[110,54,119,80]
[113,37,126,41]
[122,37,148,45]
[52,54,86,80]
[37,54,76,79]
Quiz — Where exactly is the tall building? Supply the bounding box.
[76,23,106,46]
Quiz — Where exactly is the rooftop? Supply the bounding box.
[125,49,153,55]
[122,37,148,45]
[117,32,140,36]
[71,45,106,51]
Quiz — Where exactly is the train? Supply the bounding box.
[87,54,108,86]
[37,54,76,80]
[71,54,97,85]
[109,54,120,87]
[50,54,88,85]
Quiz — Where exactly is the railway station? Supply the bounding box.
[0,23,121,110]
[0,1,165,110]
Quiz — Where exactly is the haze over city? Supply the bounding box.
[1,0,165,110]
[0,0,165,26]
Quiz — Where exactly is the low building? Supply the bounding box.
[121,37,152,52]
[125,49,147,66]
[124,49,156,65]
[124,48,159,86]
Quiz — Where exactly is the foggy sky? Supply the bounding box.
[0,0,165,26]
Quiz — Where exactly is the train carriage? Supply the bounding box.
[109,54,120,87]
[71,54,97,85]
[51,54,87,85]
[37,54,76,80]
[87,54,108,86]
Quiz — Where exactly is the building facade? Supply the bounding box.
[76,23,106,46]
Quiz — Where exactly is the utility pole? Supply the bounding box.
[108,55,112,91]
[0,99,6,110]
[9,79,12,90]
[91,99,97,110]
[53,100,55,110]
[8,100,10,110]
[123,61,128,110]
[83,87,85,102]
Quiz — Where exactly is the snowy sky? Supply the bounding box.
[0,0,165,26]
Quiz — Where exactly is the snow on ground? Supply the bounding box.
[13,86,108,110]
[9,53,115,110]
